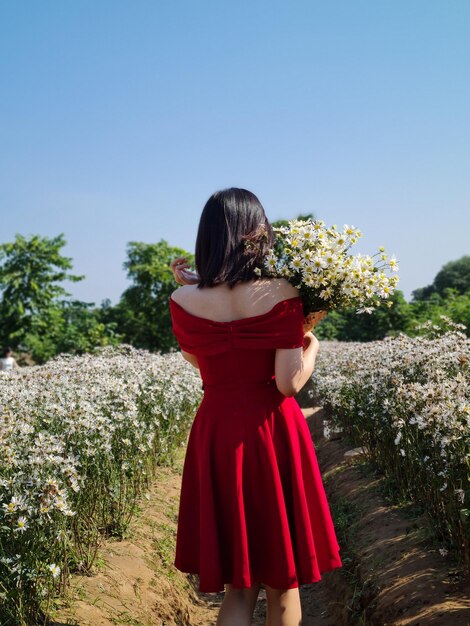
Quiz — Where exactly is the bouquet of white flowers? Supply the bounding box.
[254,218,399,328]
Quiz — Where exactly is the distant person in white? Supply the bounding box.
[1,347,20,371]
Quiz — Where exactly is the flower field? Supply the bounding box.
[2,330,469,624]
[311,322,470,572]
[0,345,202,626]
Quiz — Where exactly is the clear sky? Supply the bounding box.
[1,1,469,304]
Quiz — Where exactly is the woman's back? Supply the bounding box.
[170,277,308,396]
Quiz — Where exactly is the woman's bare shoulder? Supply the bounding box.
[170,279,299,319]
[233,278,299,314]
[257,277,299,300]
[170,285,198,305]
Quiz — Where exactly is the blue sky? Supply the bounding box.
[1,1,469,304]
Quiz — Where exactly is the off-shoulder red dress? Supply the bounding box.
[169,295,342,593]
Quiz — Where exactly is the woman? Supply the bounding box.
[169,188,342,626]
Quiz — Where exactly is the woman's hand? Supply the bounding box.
[170,257,200,286]
[303,331,319,353]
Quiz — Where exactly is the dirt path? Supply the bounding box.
[303,408,470,626]
[53,407,470,626]
[51,450,336,625]
[53,453,217,625]
[53,409,337,626]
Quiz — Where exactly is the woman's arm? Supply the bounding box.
[181,350,200,370]
[274,332,319,397]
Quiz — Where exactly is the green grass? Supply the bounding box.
[324,485,378,624]
[154,522,176,572]
[109,612,147,626]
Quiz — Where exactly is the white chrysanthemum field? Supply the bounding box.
[0,345,202,625]
[1,333,469,624]
[310,323,470,575]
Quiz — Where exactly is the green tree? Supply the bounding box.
[117,240,193,352]
[410,284,435,301]
[313,309,347,340]
[408,289,470,336]
[409,256,470,335]
[412,256,470,300]
[443,290,470,329]
[0,233,84,352]
[315,291,411,341]
[50,300,122,357]
[0,234,123,362]
[434,256,470,295]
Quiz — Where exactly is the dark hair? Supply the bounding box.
[2,346,12,358]
[195,188,274,288]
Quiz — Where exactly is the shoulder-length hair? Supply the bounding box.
[195,188,274,289]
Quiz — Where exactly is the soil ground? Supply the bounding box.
[53,407,470,626]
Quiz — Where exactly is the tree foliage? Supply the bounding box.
[116,239,194,352]
[434,256,470,295]
[0,234,84,343]
[315,290,412,341]
[0,234,121,362]
[1,226,468,361]
[412,256,470,300]
[28,299,123,361]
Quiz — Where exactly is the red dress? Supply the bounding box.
[169,295,342,593]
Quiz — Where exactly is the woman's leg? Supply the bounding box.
[264,584,302,626]
[216,582,261,626]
